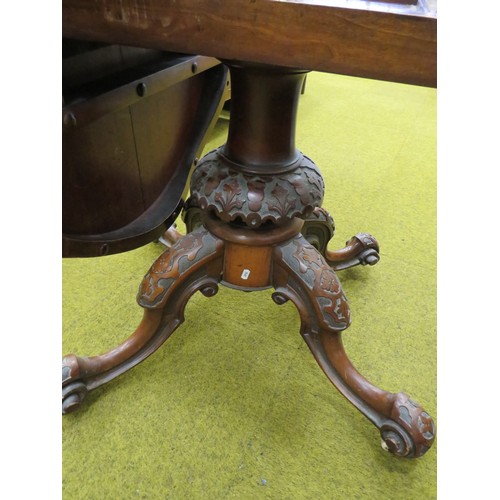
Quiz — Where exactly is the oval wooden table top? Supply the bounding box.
[62,0,437,87]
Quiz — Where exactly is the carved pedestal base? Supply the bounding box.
[63,61,434,459]
[63,214,434,458]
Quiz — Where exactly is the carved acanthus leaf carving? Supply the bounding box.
[278,235,351,332]
[138,227,223,309]
[189,147,324,227]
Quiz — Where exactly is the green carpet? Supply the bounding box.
[63,71,436,499]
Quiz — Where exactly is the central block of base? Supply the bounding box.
[204,215,304,290]
[223,243,273,289]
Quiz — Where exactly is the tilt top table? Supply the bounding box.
[62,0,437,458]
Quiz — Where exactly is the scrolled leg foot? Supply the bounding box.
[61,309,164,414]
[62,226,224,414]
[325,232,380,271]
[380,393,435,458]
[62,381,88,414]
[62,354,87,414]
[301,207,380,271]
[311,330,435,458]
[272,237,434,458]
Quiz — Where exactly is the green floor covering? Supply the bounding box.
[63,71,436,499]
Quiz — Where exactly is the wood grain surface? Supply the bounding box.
[62,0,436,87]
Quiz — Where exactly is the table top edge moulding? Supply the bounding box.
[62,0,437,87]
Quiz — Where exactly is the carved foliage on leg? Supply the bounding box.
[272,235,434,458]
[138,226,224,309]
[274,234,350,332]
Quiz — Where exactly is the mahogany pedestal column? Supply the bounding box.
[62,62,435,459]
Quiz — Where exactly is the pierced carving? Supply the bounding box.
[189,147,324,227]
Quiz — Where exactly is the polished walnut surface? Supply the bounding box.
[62,0,437,459]
[62,0,436,86]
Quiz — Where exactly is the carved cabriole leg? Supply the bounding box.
[272,234,435,458]
[62,226,224,414]
[324,232,380,271]
[272,233,351,331]
[311,332,435,458]
[302,207,380,271]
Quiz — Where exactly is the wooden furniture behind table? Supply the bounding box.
[62,0,437,459]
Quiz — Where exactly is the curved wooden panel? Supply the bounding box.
[62,46,228,257]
